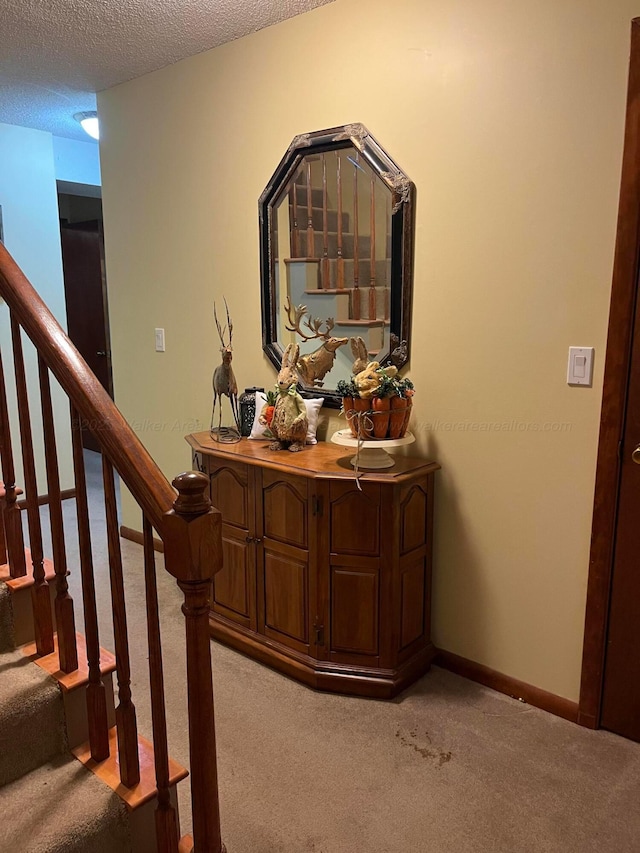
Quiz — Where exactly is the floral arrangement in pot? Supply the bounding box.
[337,362,415,441]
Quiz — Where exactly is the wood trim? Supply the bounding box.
[17,488,76,509]
[436,649,579,724]
[211,613,436,699]
[178,836,194,853]
[578,18,640,729]
[72,727,188,811]
[0,240,176,531]
[21,632,117,692]
[120,525,164,553]
[0,551,55,587]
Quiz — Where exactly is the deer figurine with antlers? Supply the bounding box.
[284,297,348,387]
[211,299,240,438]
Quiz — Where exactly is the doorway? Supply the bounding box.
[58,185,113,453]
[579,17,640,741]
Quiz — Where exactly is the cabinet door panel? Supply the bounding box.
[264,549,308,644]
[329,482,380,557]
[262,471,308,549]
[330,567,379,655]
[213,526,256,629]
[400,483,428,555]
[400,558,425,649]
[209,461,250,529]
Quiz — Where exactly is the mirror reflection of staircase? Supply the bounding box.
[277,150,392,356]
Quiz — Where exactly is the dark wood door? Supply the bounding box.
[60,221,112,451]
[600,285,640,742]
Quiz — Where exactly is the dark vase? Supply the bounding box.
[239,387,264,437]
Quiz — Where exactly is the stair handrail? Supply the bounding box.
[0,241,226,853]
[0,241,173,531]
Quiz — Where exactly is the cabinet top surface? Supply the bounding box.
[186,433,439,482]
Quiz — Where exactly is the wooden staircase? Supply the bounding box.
[0,241,226,852]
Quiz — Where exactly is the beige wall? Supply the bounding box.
[98,0,639,702]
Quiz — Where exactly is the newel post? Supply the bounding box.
[163,471,226,853]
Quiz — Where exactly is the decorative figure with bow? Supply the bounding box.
[259,342,308,452]
[210,299,240,440]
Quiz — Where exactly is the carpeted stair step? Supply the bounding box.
[2,752,131,852]
[0,647,66,787]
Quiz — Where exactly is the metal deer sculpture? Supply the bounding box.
[211,299,240,437]
[284,297,348,387]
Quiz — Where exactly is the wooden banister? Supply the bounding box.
[0,242,174,530]
[163,472,225,853]
[0,242,226,852]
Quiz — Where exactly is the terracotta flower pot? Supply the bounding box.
[402,398,413,436]
[371,396,391,438]
[342,396,356,436]
[353,396,374,438]
[388,396,408,439]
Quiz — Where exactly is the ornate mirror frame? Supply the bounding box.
[259,123,415,407]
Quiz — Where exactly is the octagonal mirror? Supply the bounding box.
[259,124,415,407]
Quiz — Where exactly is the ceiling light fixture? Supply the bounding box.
[74,110,99,140]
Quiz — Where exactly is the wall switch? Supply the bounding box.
[155,328,165,352]
[567,346,593,386]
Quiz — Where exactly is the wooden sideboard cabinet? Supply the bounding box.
[186,433,439,699]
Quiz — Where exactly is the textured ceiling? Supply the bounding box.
[0,0,334,143]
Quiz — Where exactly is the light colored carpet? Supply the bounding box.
[0,646,66,787]
[27,451,640,851]
[2,752,131,853]
[0,596,132,852]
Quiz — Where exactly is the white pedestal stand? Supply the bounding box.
[330,429,415,469]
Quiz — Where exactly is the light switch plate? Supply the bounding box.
[567,346,593,386]
[155,328,165,352]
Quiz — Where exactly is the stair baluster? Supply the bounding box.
[0,483,6,566]
[291,182,300,257]
[164,472,226,853]
[143,516,180,852]
[336,152,345,290]
[38,355,78,672]
[71,406,110,761]
[306,160,315,258]
[321,154,330,289]
[10,313,54,655]
[352,154,361,320]
[0,348,27,578]
[369,174,377,321]
[103,454,140,788]
[384,191,391,320]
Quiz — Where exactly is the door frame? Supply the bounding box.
[579,17,640,728]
